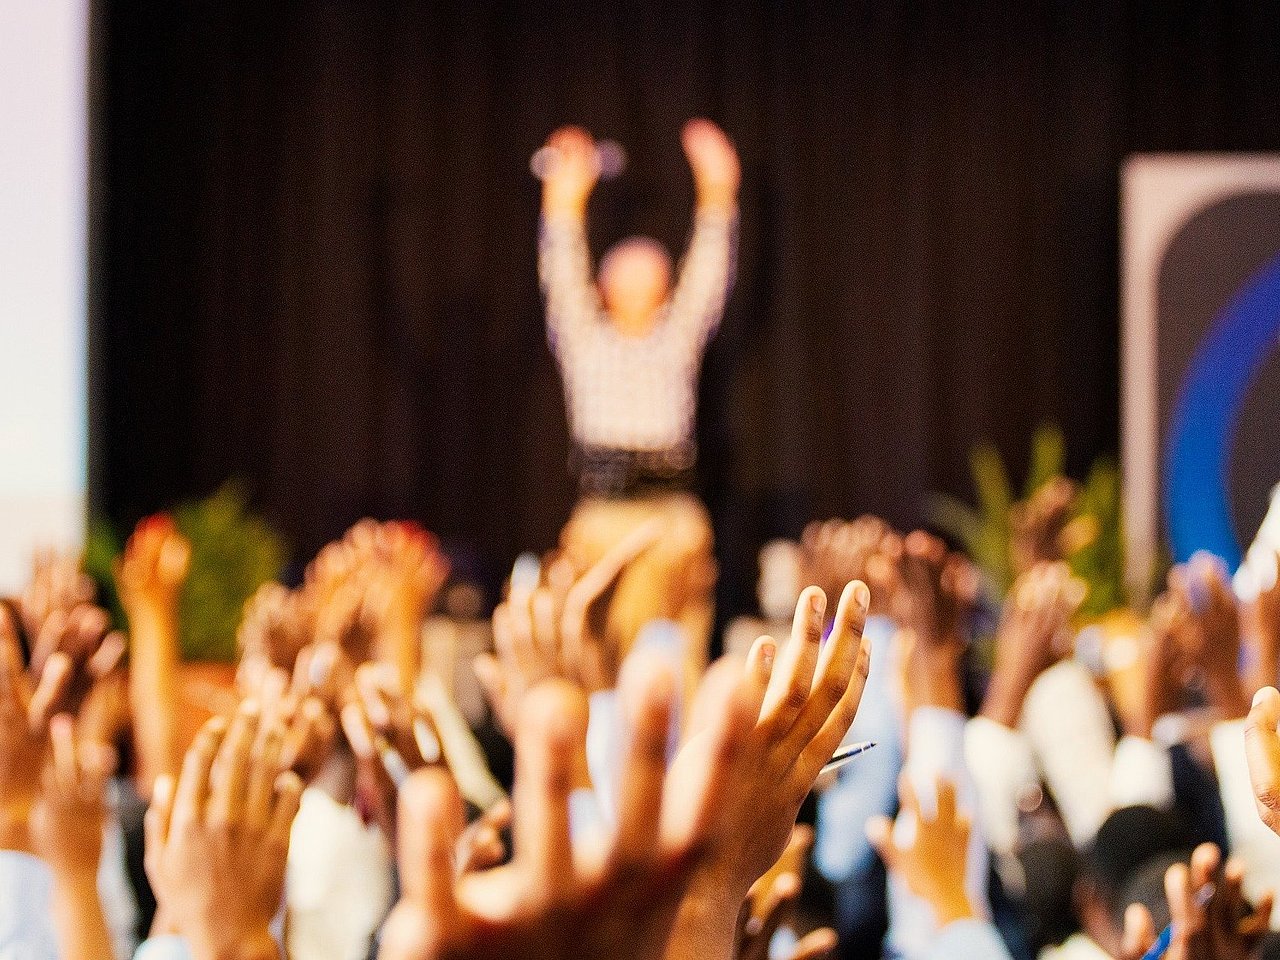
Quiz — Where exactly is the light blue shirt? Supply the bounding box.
[814,614,902,882]
[0,850,58,960]
[132,937,192,960]
[925,919,1013,960]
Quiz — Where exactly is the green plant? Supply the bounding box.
[84,482,287,662]
[926,424,1130,617]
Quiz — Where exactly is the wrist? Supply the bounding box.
[980,672,1033,728]
[0,808,33,854]
[667,881,742,960]
[192,927,279,960]
[1206,671,1249,720]
[932,889,978,928]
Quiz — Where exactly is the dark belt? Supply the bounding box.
[572,445,696,498]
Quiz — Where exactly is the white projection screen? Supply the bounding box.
[0,0,91,590]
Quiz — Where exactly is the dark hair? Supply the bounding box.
[1081,806,1195,919]
[1018,835,1081,950]
[1116,849,1193,932]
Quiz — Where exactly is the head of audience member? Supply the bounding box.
[758,539,802,623]
[598,236,672,335]
[1074,806,1195,955]
[1018,835,1081,953]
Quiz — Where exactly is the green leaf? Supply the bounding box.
[169,481,288,662]
[1025,423,1066,498]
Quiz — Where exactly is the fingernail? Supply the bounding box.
[760,640,776,673]
[852,581,870,608]
[1254,687,1273,708]
[810,591,826,615]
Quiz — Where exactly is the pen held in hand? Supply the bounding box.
[1139,882,1215,960]
[820,740,876,776]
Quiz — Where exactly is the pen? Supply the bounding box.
[820,740,877,775]
[1139,882,1215,960]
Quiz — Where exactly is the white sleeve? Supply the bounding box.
[1020,660,1116,847]
[1210,719,1280,927]
[1110,735,1174,811]
[964,716,1039,858]
[925,919,1015,960]
[538,213,600,354]
[666,209,736,350]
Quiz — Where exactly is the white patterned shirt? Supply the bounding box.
[539,209,736,456]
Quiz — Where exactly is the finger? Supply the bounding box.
[87,630,126,679]
[1241,888,1274,940]
[396,767,463,924]
[614,650,675,865]
[1165,862,1196,941]
[172,717,227,828]
[472,654,507,716]
[790,928,839,960]
[513,682,587,896]
[1245,687,1280,829]
[753,872,801,955]
[49,712,78,792]
[30,607,67,675]
[1189,841,1219,894]
[208,702,259,825]
[760,587,827,729]
[28,652,73,731]
[340,701,377,763]
[661,657,754,854]
[1216,857,1245,942]
[796,620,872,778]
[267,770,304,849]
[788,581,870,761]
[144,773,175,879]
[742,635,776,721]
[245,723,284,829]
[1121,903,1157,960]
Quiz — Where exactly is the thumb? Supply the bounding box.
[1120,903,1156,960]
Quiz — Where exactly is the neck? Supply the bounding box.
[611,307,657,338]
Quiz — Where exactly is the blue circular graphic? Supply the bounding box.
[1165,251,1280,568]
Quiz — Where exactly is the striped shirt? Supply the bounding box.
[539,209,736,457]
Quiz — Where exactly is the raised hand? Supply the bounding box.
[735,826,837,960]
[29,714,118,960]
[115,514,191,621]
[1245,686,1280,835]
[17,547,96,640]
[1119,843,1271,960]
[867,776,976,929]
[1009,477,1080,576]
[0,607,45,852]
[378,650,757,960]
[476,524,661,735]
[145,703,302,960]
[1171,553,1247,719]
[980,562,1084,728]
[800,516,900,621]
[364,521,450,691]
[118,513,191,792]
[682,119,740,211]
[667,581,871,960]
[236,582,315,694]
[541,126,601,217]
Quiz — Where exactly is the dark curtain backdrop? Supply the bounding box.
[94,0,1280,614]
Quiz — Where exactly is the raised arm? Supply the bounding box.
[538,126,602,350]
[668,119,739,348]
